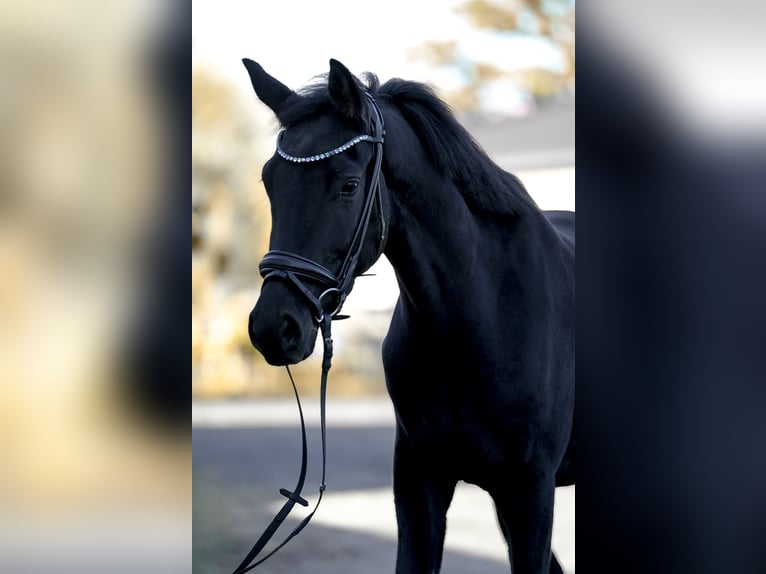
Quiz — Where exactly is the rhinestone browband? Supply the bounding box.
[276,132,379,163]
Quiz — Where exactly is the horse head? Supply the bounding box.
[243,59,388,365]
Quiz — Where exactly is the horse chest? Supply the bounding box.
[382,299,564,473]
[384,324,521,458]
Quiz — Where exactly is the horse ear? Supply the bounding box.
[328,59,364,121]
[242,58,294,115]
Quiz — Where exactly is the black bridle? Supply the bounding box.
[259,91,386,323]
[231,92,385,574]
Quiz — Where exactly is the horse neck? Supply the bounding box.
[383,176,467,311]
[382,162,546,325]
[377,103,565,325]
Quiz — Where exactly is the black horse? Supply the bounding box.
[244,58,574,574]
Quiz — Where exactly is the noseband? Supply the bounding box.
[232,93,385,574]
[258,91,386,323]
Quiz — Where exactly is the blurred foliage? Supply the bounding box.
[456,0,520,29]
[192,60,268,398]
[409,40,460,67]
[192,63,270,275]
[414,0,575,110]
[517,67,568,97]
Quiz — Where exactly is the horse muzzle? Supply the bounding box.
[248,287,317,366]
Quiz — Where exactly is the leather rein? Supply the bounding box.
[232,92,385,573]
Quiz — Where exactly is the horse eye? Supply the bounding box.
[341,180,359,194]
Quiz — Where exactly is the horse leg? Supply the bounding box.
[493,471,556,574]
[556,417,575,487]
[549,552,564,574]
[494,507,513,565]
[496,506,564,573]
[393,433,456,573]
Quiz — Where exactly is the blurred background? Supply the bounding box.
[0,0,190,572]
[191,0,575,400]
[192,1,575,573]
[3,0,761,571]
[577,2,766,573]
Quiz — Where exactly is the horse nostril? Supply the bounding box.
[248,305,306,362]
[281,314,302,351]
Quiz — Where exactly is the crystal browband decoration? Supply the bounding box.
[276,133,378,163]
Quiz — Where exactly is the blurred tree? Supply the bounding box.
[414,0,574,111]
[192,58,276,398]
[192,61,270,278]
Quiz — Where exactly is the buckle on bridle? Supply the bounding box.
[315,287,344,324]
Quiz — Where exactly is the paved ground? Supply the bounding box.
[193,400,575,574]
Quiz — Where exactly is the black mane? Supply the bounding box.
[277,72,534,218]
[377,78,534,217]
